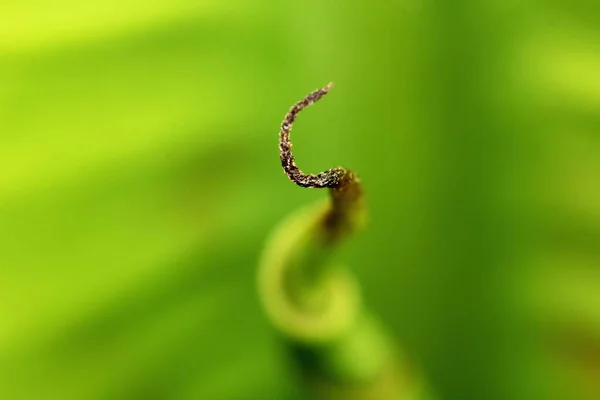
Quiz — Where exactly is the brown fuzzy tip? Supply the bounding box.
[278,83,348,188]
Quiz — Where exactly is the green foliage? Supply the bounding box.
[1,1,599,399]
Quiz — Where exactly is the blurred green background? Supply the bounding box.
[1,1,599,399]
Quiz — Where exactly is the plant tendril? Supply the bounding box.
[279,82,348,188]
[278,83,365,242]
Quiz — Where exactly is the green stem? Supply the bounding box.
[258,83,430,399]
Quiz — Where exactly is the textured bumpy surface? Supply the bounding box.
[279,83,347,188]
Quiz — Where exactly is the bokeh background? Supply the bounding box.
[1,1,599,399]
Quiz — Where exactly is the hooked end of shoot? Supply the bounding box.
[278,83,366,240]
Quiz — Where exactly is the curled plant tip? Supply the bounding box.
[278,83,365,241]
[279,82,350,189]
[261,85,415,400]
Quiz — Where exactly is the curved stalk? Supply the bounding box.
[258,83,427,399]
